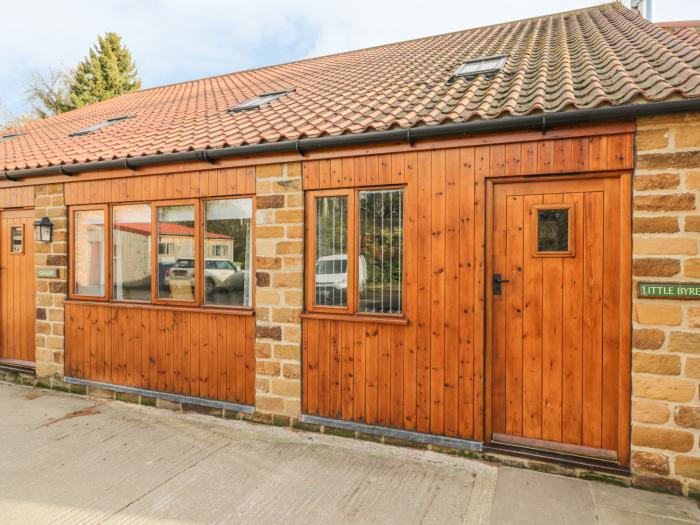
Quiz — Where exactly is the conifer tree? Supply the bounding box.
[69,32,141,108]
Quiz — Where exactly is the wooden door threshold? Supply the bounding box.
[492,433,617,462]
[0,359,35,375]
[488,433,628,476]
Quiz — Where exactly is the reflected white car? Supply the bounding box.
[314,254,366,303]
[163,258,247,294]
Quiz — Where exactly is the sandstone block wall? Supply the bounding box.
[254,162,304,417]
[632,113,700,497]
[34,184,68,379]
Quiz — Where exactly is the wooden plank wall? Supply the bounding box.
[0,186,34,209]
[301,132,633,441]
[65,302,255,405]
[0,211,36,363]
[65,167,255,205]
[64,166,256,404]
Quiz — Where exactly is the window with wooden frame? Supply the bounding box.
[531,203,574,257]
[69,196,253,309]
[306,187,404,316]
[154,200,199,305]
[203,198,253,307]
[10,225,24,254]
[70,205,109,299]
[113,203,151,301]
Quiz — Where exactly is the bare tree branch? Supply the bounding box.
[25,67,75,119]
[0,100,34,131]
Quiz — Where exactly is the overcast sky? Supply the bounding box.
[2,0,698,117]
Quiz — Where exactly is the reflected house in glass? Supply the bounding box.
[114,221,235,288]
[73,210,106,296]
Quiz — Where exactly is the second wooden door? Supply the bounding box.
[0,209,37,368]
[488,174,630,464]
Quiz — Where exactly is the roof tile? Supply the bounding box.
[2,3,699,172]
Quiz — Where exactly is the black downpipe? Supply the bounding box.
[2,98,699,181]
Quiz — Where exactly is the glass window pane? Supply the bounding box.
[537,208,569,252]
[113,204,151,301]
[315,195,348,307]
[74,209,105,296]
[158,205,195,300]
[457,62,479,75]
[204,198,253,307]
[11,226,23,253]
[359,189,403,314]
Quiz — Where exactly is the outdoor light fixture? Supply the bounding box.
[34,217,53,243]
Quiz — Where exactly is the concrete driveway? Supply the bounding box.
[0,382,698,524]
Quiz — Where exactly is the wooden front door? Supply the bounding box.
[0,209,36,368]
[488,174,630,464]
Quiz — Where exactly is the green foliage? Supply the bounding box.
[69,32,141,109]
[359,190,403,285]
[360,228,402,284]
[16,32,141,123]
[315,197,348,258]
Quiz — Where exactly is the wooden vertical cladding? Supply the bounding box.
[0,186,34,209]
[0,209,36,365]
[0,188,36,364]
[65,302,255,405]
[301,129,633,449]
[64,167,255,205]
[63,164,255,404]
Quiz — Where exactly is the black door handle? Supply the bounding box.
[493,273,510,295]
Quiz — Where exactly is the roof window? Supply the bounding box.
[0,132,24,142]
[69,116,132,137]
[453,54,506,80]
[228,90,291,113]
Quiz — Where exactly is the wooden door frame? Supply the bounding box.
[482,171,631,465]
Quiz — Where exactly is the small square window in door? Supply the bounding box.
[10,226,23,254]
[532,203,574,257]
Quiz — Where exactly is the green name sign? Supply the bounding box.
[638,282,700,299]
[37,268,58,278]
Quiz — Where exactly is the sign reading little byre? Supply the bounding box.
[36,268,58,279]
[638,282,700,300]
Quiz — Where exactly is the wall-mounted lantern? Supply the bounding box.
[34,216,54,243]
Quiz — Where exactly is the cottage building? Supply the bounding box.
[1,4,699,496]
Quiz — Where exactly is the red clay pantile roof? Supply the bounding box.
[2,3,700,172]
[672,28,700,51]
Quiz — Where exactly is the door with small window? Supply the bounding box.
[488,175,630,465]
[0,209,36,368]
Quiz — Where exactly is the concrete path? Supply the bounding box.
[0,382,697,524]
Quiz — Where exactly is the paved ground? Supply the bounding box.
[1,382,698,524]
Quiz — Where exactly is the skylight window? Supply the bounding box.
[69,115,132,137]
[228,90,291,113]
[0,131,24,142]
[0,132,23,142]
[453,54,507,79]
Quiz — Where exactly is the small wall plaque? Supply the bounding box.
[638,282,700,300]
[37,268,59,278]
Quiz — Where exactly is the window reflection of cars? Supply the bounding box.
[204,260,246,294]
[163,258,246,295]
[315,254,367,304]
